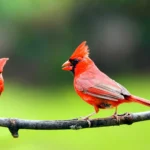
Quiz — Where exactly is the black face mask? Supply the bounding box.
[69,58,80,74]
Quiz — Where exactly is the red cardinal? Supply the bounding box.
[0,58,9,95]
[62,41,150,119]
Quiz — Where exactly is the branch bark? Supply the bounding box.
[0,111,150,138]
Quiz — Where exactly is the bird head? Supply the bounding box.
[62,41,90,73]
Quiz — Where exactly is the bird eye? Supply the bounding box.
[69,59,79,66]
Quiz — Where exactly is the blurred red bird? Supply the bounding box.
[0,58,9,95]
[62,41,150,119]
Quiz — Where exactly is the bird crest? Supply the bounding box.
[0,58,9,73]
[70,41,89,59]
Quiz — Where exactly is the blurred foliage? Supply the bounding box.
[0,0,149,85]
[0,76,150,150]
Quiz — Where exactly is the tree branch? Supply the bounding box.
[0,111,150,138]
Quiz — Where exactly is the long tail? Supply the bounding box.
[128,95,150,107]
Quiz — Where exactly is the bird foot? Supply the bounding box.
[78,116,91,127]
[117,112,131,117]
[111,112,131,125]
[111,114,120,124]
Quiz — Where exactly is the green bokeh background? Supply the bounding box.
[0,0,149,150]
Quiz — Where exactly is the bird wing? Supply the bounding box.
[75,71,130,101]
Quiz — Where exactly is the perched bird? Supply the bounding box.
[0,58,9,95]
[62,41,150,119]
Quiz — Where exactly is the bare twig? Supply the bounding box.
[0,111,150,138]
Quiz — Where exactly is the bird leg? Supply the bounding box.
[79,112,97,127]
[112,107,120,124]
[80,105,99,120]
[70,111,96,121]
[114,107,118,115]
[81,112,96,120]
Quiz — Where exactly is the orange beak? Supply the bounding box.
[62,60,73,71]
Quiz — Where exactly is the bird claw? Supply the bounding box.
[77,116,91,127]
[117,112,131,117]
[112,114,120,124]
[111,112,131,124]
[123,112,131,116]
